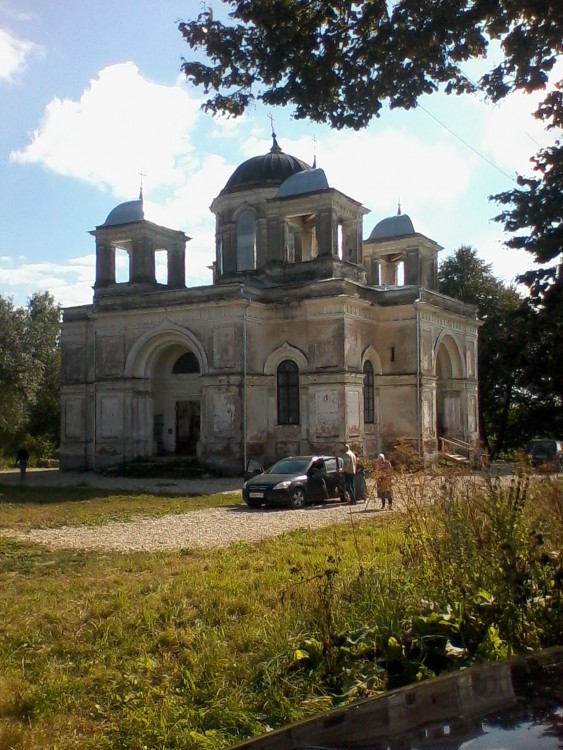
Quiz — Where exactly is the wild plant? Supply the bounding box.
[400,472,563,656]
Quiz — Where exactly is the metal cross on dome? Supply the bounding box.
[268,112,276,137]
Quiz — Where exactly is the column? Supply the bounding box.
[131,236,155,284]
[167,241,186,288]
[95,238,115,288]
[316,208,335,256]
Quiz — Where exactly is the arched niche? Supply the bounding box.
[435,334,465,442]
[434,333,464,379]
[125,324,208,379]
[264,341,308,375]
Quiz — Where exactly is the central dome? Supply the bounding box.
[221,136,310,195]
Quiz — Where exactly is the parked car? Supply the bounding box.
[243,455,348,509]
[526,438,563,471]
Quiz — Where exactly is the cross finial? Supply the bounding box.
[397,199,401,216]
[312,134,317,168]
[139,170,147,201]
[268,112,282,152]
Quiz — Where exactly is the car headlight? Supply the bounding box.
[273,480,293,490]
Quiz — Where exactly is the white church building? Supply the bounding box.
[60,136,480,475]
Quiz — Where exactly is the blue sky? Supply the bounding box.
[1,0,560,308]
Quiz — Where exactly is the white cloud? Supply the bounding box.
[11,62,204,199]
[478,58,563,175]
[0,254,96,307]
[0,243,215,308]
[146,153,232,231]
[0,27,42,82]
[9,54,554,307]
[5,63,245,305]
[278,127,472,231]
[480,93,556,176]
[0,1,37,22]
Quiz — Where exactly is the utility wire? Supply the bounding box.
[416,102,518,184]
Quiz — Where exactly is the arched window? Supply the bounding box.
[363,361,374,423]
[172,352,200,374]
[237,209,256,270]
[277,360,300,425]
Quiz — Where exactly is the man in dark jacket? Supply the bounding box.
[16,447,29,480]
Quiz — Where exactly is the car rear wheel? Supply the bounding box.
[289,487,306,509]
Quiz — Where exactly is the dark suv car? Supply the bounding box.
[526,438,563,471]
[243,455,347,509]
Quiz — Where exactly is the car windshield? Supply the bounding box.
[266,458,311,475]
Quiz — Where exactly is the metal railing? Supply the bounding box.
[439,437,488,469]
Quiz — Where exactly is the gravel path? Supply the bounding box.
[1,503,379,553]
[0,469,382,553]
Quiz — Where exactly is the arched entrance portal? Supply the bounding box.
[125,327,207,459]
[152,346,202,456]
[435,336,464,443]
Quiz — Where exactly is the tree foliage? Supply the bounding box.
[439,246,562,454]
[179,1,562,129]
[491,81,563,433]
[0,293,61,460]
[438,246,527,455]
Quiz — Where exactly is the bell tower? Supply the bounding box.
[91,194,190,298]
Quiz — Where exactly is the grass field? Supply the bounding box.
[0,485,241,530]
[0,472,561,750]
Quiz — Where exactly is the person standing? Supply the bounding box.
[16,447,29,480]
[342,443,357,504]
[376,453,393,509]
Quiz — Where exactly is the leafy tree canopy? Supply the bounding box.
[180,1,562,283]
[0,293,61,458]
[179,1,562,129]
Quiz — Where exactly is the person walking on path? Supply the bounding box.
[376,453,393,509]
[342,443,357,504]
[16,447,29,480]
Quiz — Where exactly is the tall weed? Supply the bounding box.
[400,473,563,655]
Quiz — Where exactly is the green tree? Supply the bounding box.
[0,296,35,445]
[26,292,62,449]
[438,246,528,456]
[492,86,563,433]
[0,293,61,459]
[179,1,561,127]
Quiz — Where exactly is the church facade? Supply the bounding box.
[60,137,480,475]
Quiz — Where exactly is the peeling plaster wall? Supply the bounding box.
[60,287,479,473]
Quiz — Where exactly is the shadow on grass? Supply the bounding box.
[0,485,243,505]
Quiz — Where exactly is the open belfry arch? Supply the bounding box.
[60,135,480,475]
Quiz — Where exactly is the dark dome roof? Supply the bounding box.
[369,212,415,241]
[102,198,144,227]
[221,136,310,195]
